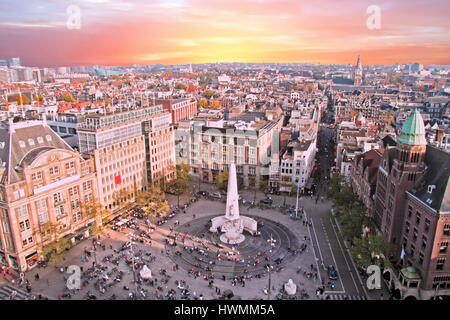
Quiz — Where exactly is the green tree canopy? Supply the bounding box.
[175,83,187,90]
[352,234,390,267]
[202,89,215,99]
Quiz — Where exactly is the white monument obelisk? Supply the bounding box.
[210,164,257,244]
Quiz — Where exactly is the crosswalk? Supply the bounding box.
[325,294,367,300]
[0,285,31,300]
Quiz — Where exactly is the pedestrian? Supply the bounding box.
[81,255,84,263]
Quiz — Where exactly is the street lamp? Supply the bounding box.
[128,233,139,299]
[267,234,277,300]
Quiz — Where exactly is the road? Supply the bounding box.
[302,106,369,300]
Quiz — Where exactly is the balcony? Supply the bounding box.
[56,213,68,221]
[54,199,66,207]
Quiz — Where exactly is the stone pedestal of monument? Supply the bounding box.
[210,164,257,244]
[284,279,297,296]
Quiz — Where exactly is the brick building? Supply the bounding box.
[155,98,197,125]
[373,109,450,299]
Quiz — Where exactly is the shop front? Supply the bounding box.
[25,251,38,269]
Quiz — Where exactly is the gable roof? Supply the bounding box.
[0,121,75,184]
[408,145,450,212]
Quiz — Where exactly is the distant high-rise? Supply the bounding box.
[9,57,21,67]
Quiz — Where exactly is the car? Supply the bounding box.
[197,191,209,197]
[260,198,273,205]
[328,265,338,280]
[209,192,222,199]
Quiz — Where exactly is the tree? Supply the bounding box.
[198,98,208,109]
[136,185,165,208]
[82,198,110,234]
[216,170,229,192]
[202,89,215,99]
[352,234,390,268]
[175,83,187,90]
[40,222,71,263]
[9,93,30,105]
[167,163,192,207]
[136,186,170,226]
[209,100,221,109]
[113,188,132,211]
[61,93,76,103]
[187,84,197,92]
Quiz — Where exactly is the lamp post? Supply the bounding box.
[295,181,300,219]
[267,234,277,300]
[129,233,139,299]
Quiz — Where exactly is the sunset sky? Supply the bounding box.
[0,0,449,67]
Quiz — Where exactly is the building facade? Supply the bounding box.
[77,106,164,213]
[175,117,282,188]
[155,98,197,125]
[0,119,97,271]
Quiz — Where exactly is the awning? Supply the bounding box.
[305,178,314,189]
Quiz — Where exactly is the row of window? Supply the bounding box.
[18,135,52,148]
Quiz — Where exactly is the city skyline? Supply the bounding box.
[1,0,449,67]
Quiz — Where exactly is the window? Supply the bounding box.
[36,198,47,211]
[436,258,445,270]
[439,242,448,254]
[84,193,93,203]
[413,228,418,242]
[443,224,450,237]
[32,171,42,181]
[19,221,25,232]
[405,221,410,235]
[38,211,49,225]
[69,186,78,197]
[28,236,33,244]
[71,199,80,210]
[28,138,35,146]
[16,205,28,218]
[55,206,65,218]
[73,211,82,223]
[49,166,59,175]
[65,161,75,170]
[46,134,52,142]
[422,236,427,250]
[24,219,30,229]
[53,192,63,204]
[416,212,421,225]
[410,244,415,257]
[424,218,430,233]
[419,252,424,265]
[407,206,413,219]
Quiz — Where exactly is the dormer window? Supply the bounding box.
[46,135,52,142]
[428,185,436,194]
[19,141,26,148]
[28,138,35,146]
[37,137,44,144]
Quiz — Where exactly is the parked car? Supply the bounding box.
[209,192,222,200]
[197,191,208,197]
[260,198,273,205]
[328,265,338,280]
